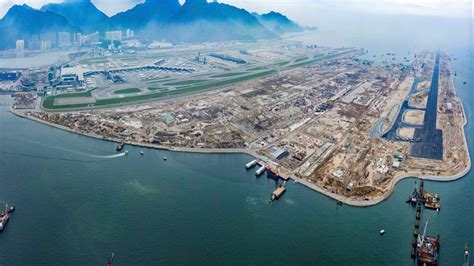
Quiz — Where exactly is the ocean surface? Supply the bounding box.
[0,15,472,265]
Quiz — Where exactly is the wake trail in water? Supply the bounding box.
[1,137,127,160]
[1,151,110,163]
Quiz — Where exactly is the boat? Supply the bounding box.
[116,141,125,151]
[380,229,385,235]
[463,81,467,85]
[140,151,144,155]
[337,200,343,206]
[465,244,470,265]
[7,205,15,213]
[163,157,167,161]
[107,253,115,266]
[124,150,128,156]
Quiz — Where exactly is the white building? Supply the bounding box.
[58,32,71,47]
[105,31,122,41]
[40,41,52,50]
[15,40,25,51]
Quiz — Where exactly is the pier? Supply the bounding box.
[245,159,289,202]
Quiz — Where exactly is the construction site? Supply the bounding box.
[14,49,469,205]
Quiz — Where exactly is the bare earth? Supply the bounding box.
[15,51,470,207]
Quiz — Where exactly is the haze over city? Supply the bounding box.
[0,0,472,265]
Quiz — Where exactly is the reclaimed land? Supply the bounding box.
[43,49,356,111]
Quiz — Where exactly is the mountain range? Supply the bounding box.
[0,0,305,50]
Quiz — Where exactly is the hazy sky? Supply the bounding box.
[1,0,472,24]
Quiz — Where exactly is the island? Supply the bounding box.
[11,44,470,206]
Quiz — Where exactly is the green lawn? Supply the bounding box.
[43,50,355,110]
[42,90,94,109]
[79,57,108,65]
[210,72,245,78]
[163,80,206,86]
[114,88,141,94]
[295,57,309,62]
[247,66,267,71]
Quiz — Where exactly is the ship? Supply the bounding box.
[0,204,11,232]
[406,180,419,204]
[116,141,125,151]
[415,220,440,266]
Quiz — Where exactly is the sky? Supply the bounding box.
[0,0,472,24]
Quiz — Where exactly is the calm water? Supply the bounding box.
[0,16,473,265]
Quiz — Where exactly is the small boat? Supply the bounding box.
[124,150,128,156]
[7,205,15,213]
[140,151,144,155]
[116,141,125,151]
[436,208,439,213]
[337,200,343,206]
[463,81,467,85]
[465,243,469,259]
[163,157,167,161]
[108,253,115,266]
[380,229,385,235]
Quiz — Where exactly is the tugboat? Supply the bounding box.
[0,204,11,232]
[107,253,115,266]
[116,141,125,151]
[465,243,470,265]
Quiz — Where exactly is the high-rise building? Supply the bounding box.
[28,39,41,50]
[40,32,57,47]
[57,32,71,47]
[15,40,25,51]
[85,31,100,44]
[41,41,52,50]
[74,33,84,46]
[105,31,122,41]
[125,29,135,39]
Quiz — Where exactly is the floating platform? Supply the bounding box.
[255,165,266,176]
[271,186,286,202]
[245,159,258,169]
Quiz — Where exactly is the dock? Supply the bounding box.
[244,159,289,202]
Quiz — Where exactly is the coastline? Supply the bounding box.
[8,64,471,207]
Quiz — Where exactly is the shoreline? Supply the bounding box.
[8,59,471,208]
[10,104,471,207]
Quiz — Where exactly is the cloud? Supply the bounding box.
[1,0,472,21]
